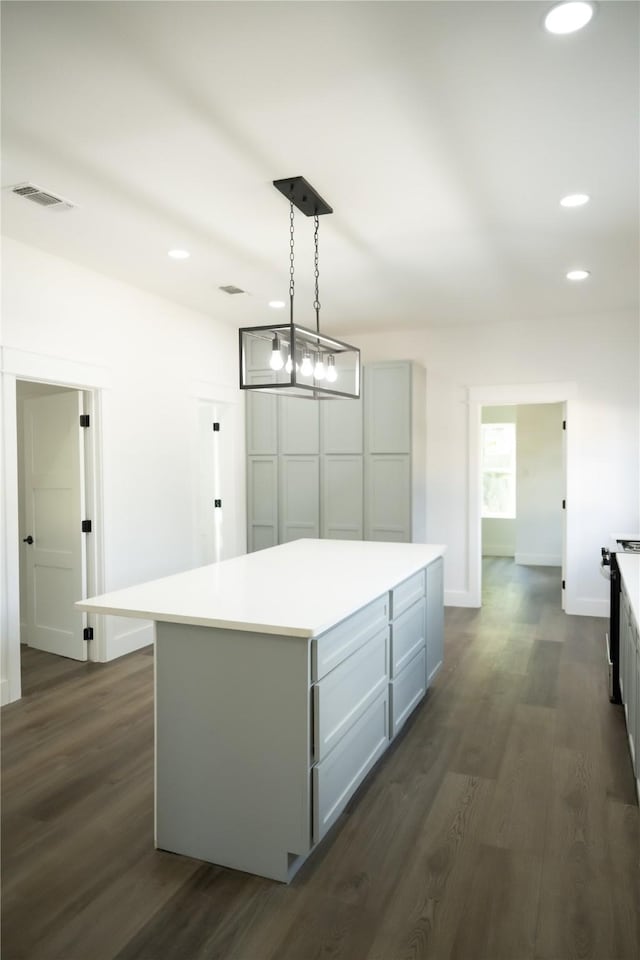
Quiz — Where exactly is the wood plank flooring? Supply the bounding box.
[2,558,639,960]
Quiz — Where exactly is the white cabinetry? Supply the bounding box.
[619,563,640,802]
[364,361,426,542]
[279,456,319,542]
[246,360,425,551]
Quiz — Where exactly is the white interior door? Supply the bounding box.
[22,390,87,659]
[561,403,567,611]
[196,400,237,565]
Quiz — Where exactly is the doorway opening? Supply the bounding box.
[467,382,575,610]
[15,379,101,669]
[480,402,565,608]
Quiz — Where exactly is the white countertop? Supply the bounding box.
[618,553,640,629]
[76,539,446,638]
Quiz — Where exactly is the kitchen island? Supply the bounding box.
[77,539,445,881]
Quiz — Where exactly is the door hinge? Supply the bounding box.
[82,520,92,533]
[562,579,566,590]
[562,499,566,509]
[80,414,90,428]
[84,626,94,641]
[562,419,566,430]
[214,499,222,508]
[213,422,220,432]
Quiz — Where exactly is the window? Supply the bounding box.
[481,423,516,519]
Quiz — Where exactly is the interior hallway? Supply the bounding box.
[2,559,639,959]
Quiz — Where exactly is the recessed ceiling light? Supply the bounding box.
[560,193,590,207]
[168,249,190,260]
[566,269,590,281]
[269,300,286,309]
[544,2,594,35]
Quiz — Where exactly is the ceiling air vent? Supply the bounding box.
[219,284,245,295]
[9,182,76,209]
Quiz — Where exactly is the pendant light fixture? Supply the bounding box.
[239,176,361,400]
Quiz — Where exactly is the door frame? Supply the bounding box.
[467,381,576,610]
[1,347,110,704]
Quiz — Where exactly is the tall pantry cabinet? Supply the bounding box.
[246,360,426,552]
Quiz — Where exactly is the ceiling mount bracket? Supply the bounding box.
[273,176,333,217]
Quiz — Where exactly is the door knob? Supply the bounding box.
[22,535,34,544]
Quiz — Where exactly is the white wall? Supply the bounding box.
[346,312,639,615]
[515,403,563,566]
[481,405,516,557]
[1,237,246,701]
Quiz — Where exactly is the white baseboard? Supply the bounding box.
[482,547,515,558]
[103,621,154,661]
[444,589,478,608]
[515,553,562,567]
[0,678,10,707]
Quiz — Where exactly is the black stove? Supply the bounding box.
[601,537,640,703]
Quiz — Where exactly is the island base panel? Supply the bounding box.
[154,622,312,882]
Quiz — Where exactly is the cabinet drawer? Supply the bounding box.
[391,569,425,619]
[313,594,388,681]
[391,597,425,677]
[313,689,389,843]
[390,646,426,738]
[314,626,389,762]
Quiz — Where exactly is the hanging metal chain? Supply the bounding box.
[289,201,295,324]
[313,214,321,334]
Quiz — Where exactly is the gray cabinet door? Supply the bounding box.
[322,456,363,540]
[280,456,320,542]
[426,557,444,685]
[365,454,411,541]
[321,397,363,454]
[247,457,278,552]
[246,373,278,455]
[364,362,411,454]
[279,395,320,454]
[635,636,640,781]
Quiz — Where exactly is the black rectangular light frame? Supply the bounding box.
[239,322,360,400]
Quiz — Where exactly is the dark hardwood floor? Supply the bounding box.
[2,558,639,960]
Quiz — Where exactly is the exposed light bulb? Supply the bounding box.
[269,335,284,371]
[314,353,326,380]
[326,355,337,383]
[300,351,313,377]
[285,354,293,374]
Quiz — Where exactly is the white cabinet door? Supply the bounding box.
[426,557,444,685]
[321,456,363,540]
[321,397,363,454]
[279,456,320,542]
[628,617,637,768]
[279,396,319,454]
[246,373,278,455]
[365,454,411,542]
[247,457,278,552]
[635,635,640,783]
[364,362,411,454]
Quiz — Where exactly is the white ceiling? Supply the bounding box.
[2,1,638,335]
